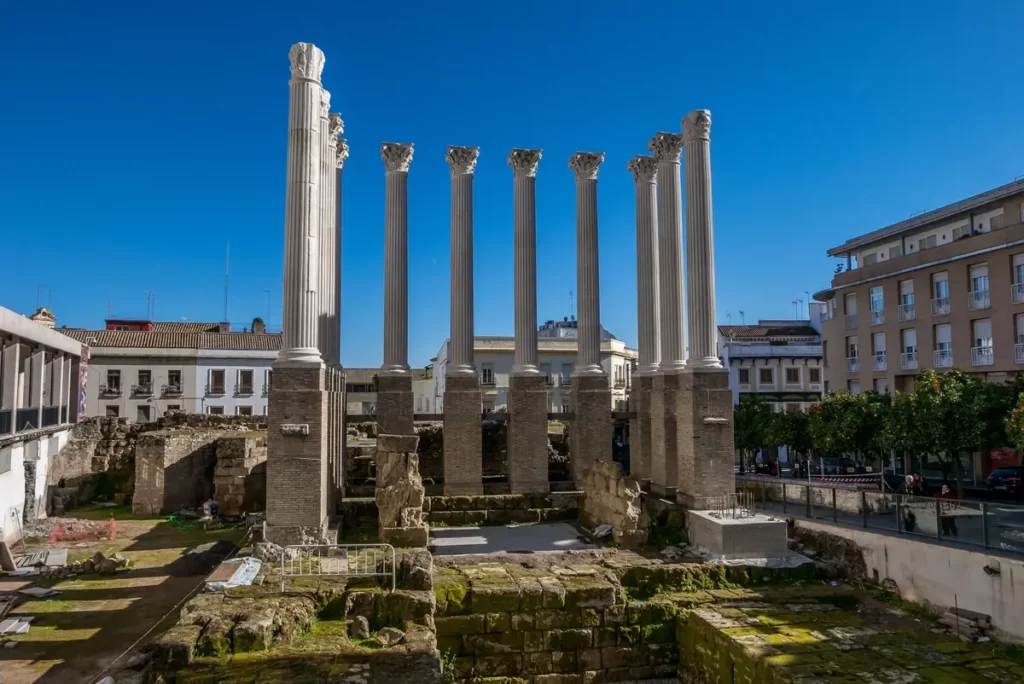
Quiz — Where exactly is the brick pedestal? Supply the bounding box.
[443,374,482,495]
[649,372,678,499]
[376,373,414,436]
[677,368,735,507]
[265,365,332,546]
[569,374,612,487]
[507,374,549,494]
[630,374,653,484]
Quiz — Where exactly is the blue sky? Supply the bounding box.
[3,2,1023,368]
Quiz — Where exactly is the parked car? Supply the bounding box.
[986,466,1024,498]
[812,457,865,476]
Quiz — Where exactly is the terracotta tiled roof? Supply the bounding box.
[59,329,282,351]
[718,325,819,339]
[151,321,224,333]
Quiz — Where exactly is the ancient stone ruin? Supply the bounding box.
[375,433,427,548]
[579,460,648,549]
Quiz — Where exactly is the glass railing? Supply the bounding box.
[934,349,953,367]
[971,346,994,366]
[932,296,950,316]
[968,290,991,311]
[898,303,915,321]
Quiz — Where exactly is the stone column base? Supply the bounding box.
[570,374,612,487]
[376,373,414,435]
[266,365,331,546]
[676,368,736,507]
[649,372,679,499]
[631,374,654,483]
[263,524,336,547]
[443,374,483,495]
[507,374,550,494]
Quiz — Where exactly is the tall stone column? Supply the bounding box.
[507,149,549,493]
[333,138,349,502]
[316,93,334,364]
[443,146,483,495]
[627,155,660,484]
[568,152,612,484]
[377,142,416,436]
[648,132,685,498]
[679,109,734,506]
[267,42,332,546]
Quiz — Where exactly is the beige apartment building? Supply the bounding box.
[814,179,1024,393]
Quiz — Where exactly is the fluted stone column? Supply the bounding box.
[316,95,335,364]
[334,138,348,363]
[648,132,686,498]
[568,152,612,484]
[377,142,415,436]
[627,155,660,484]
[267,42,331,546]
[328,131,348,504]
[507,149,549,493]
[443,146,483,494]
[679,109,734,506]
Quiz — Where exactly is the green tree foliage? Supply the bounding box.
[909,369,982,488]
[733,395,772,471]
[807,390,861,456]
[1004,392,1024,454]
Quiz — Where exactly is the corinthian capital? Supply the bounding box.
[648,132,684,164]
[329,113,344,139]
[320,90,331,119]
[381,143,414,173]
[569,152,605,181]
[336,139,350,169]
[289,42,325,83]
[446,146,480,177]
[508,149,542,178]
[682,109,712,143]
[627,155,658,184]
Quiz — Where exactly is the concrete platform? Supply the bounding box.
[686,509,788,560]
[429,522,596,556]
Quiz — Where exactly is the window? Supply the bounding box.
[168,370,181,389]
[138,370,151,386]
[264,370,273,394]
[738,368,750,384]
[540,363,552,385]
[843,293,857,315]
[236,406,253,416]
[899,280,914,305]
[237,369,254,395]
[919,234,937,250]
[208,369,226,394]
[823,340,828,367]
[785,403,801,413]
[106,405,119,417]
[137,406,151,422]
[758,368,774,385]
[560,364,572,385]
[872,332,886,355]
[902,329,917,356]
[932,272,949,299]
[481,363,495,386]
[970,263,990,293]
[873,378,889,395]
[1017,314,1024,344]
[846,336,859,358]
[107,369,121,390]
[809,368,821,384]
[848,380,861,394]
[167,405,180,412]
[869,286,883,311]
[785,368,800,385]
[935,323,952,351]
[263,405,269,415]
[973,319,993,349]
[862,253,878,266]
[207,406,224,415]
[952,225,970,241]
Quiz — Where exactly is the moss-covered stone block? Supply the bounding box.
[563,578,616,610]
[522,651,553,674]
[538,577,567,609]
[580,609,602,628]
[473,582,521,614]
[594,627,617,647]
[437,614,486,636]
[437,634,465,657]
[453,656,475,678]
[523,630,545,652]
[196,617,232,657]
[467,632,524,655]
[535,609,581,630]
[601,645,649,669]
[511,613,535,630]
[648,642,678,665]
[578,648,601,670]
[544,628,593,651]
[475,653,523,677]
[515,576,544,612]
[487,612,512,632]
[434,568,470,616]
[627,600,652,625]
[603,605,626,625]
[535,676,583,684]
[617,625,641,645]
[642,622,674,644]
[375,589,435,628]
[154,624,201,669]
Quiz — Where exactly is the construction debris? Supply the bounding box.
[939,607,991,642]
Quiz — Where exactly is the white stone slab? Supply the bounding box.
[686,509,788,560]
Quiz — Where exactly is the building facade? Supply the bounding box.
[717,312,825,412]
[815,179,1024,394]
[343,367,434,417]
[430,320,638,413]
[61,318,281,420]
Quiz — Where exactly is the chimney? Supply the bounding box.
[29,307,56,329]
[251,317,266,335]
[217,322,231,333]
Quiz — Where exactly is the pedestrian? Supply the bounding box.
[938,484,959,537]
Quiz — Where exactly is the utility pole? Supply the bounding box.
[223,241,230,323]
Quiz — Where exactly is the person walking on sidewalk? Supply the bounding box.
[938,484,959,537]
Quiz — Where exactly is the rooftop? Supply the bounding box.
[59,329,282,351]
[718,320,819,340]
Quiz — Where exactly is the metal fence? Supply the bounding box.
[741,478,1024,557]
[280,544,396,592]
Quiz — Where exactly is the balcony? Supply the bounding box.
[131,383,153,397]
[870,309,884,326]
[99,384,122,397]
[934,349,953,368]
[235,383,254,396]
[932,297,950,316]
[972,346,994,367]
[846,357,859,373]
[206,384,226,396]
[1013,283,1024,304]
[898,303,915,321]
[480,376,496,387]
[819,309,835,322]
[968,289,991,311]
[844,314,857,330]
[1016,343,1024,364]
[162,384,183,397]
[872,352,887,371]
[901,351,918,370]
[263,383,271,396]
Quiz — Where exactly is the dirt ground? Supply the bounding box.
[0,505,246,684]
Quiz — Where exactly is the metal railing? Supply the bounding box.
[901,351,918,370]
[934,349,953,367]
[705,492,756,519]
[41,406,60,428]
[480,376,496,386]
[870,309,884,325]
[846,357,859,372]
[1012,283,1024,304]
[280,544,395,592]
[1016,343,1024,364]
[99,384,122,397]
[206,383,226,395]
[263,383,271,396]
[235,383,254,395]
[131,383,153,396]
[872,352,886,371]
[971,346,994,367]
[968,289,991,311]
[845,314,858,330]
[739,477,1024,557]
[932,296,950,316]
[162,384,183,396]
[898,303,915,321]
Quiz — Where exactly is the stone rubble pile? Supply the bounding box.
[41,551,131,579]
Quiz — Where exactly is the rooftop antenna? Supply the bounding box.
[144,291,152,320]
[107,299,112,318]
[739,310,745,324]
[35,286,41,309]
[726,313,732,324]
[569,290,574,320]
[223,241,230,323]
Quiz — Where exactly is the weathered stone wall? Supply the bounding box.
[214,434,267,515]
[427,492,580,527]
[580,460,648,549]
[133,430,230,516]
[376,434,427,548]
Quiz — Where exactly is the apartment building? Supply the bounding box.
[344,367,434,417]
[60,318,281,420]
[814,179,1024,393]
[717,310,825,412]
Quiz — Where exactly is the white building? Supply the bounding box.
[344,367,435,417]
[1,306,83,544]
[61,318,281,420]
[430,319,637,413]
[716,306,825,412]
